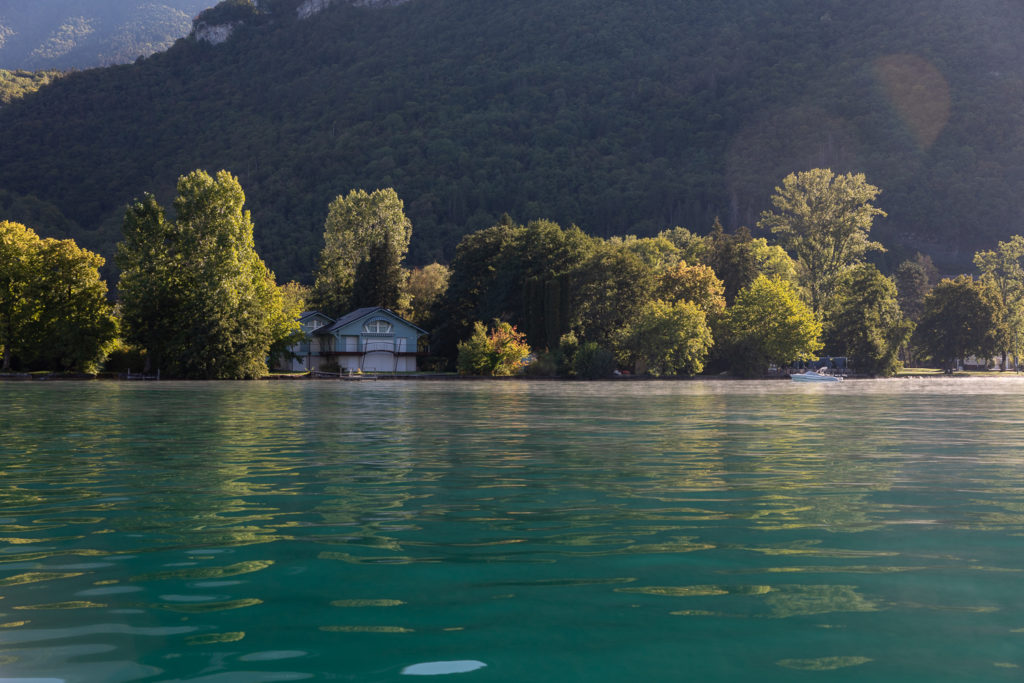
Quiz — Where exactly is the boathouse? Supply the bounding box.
[280,307,426,373]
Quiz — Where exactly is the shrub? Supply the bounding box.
[456,321,531,376]
[524,350,561,377]
[572,342,616,379]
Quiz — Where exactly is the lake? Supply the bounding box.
[1,378,1024,681]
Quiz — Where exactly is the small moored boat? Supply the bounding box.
[791,369,843,383]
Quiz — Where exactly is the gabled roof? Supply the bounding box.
[317,307,427,335]
[299,310,334,323]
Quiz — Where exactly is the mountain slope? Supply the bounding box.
[1,0,1023,282]
[0,1,211,69]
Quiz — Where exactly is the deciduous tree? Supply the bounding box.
[312,188,412,317]
[0,221,37,371]
[724,275,823,377]
[973,236,1024,368]
[614,298,712,376]
[824,264,911,376]
[407,262,450,327]
[1,221,115,372]
[758,169,886,313]
[117,170,295,379]
[913,275,1001,372]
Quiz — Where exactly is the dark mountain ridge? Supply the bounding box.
[2,0,1024,282]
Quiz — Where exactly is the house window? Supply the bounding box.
[363,320,392,334]
[311,320,323,330]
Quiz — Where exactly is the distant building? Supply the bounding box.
[278,307,426,373]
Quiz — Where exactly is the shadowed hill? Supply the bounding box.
[1,0,1024,282]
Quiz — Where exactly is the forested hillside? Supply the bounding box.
[1,0,1023,283]
[0,1,210,69]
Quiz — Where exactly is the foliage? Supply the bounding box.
[913,275,1002,372]
[723,275,822,377]
[758,169,886,313]
[438,217,595,358]
[523,349,562,377]
[456,320,531,376]
[571,240,657,349]
[0,221,42,371]
[703,220,758,304]
[195,0,260,27]
[0,221,116,372]
[312,188,412,316]
[6,1,1024,281]
[749,238,798,284]
[407,262,450,327]
[656,262,726,319]
[350,227,410,311]
[823,264,910,376]
[116,170,296,378]
[894,254,937,322]
[270,280,310,363]
[571,341,616,380]
[973,235,1024,364]
[658,227,708,266]
[614,299,712,376]
[0,70,63,105]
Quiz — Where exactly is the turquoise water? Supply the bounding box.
[2,379,1024,681]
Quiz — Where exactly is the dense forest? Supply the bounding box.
[0,1,210,70]
[2,0,1024,283]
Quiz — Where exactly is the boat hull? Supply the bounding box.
[791,371,842,383]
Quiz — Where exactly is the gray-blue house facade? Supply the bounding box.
[280,307,426,373]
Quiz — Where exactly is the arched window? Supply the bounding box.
[363,319,392,334]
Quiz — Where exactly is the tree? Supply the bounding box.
[913,275,1001,372]
[26,238,117,372]
[407,263,450,327]
[723,275,823,377]
[312,188,412,317]
[824,264,911,376]
[270,280,310,366]
[0,222,115,372]
[894,255,936,322]
[0,221,38,371]
[437,217,595,359]
[350,227,409,312]
[456,320,531,376]
[614,299,712,376]
[116,194,178,373]
[117,170,296,379]
[704,219,758,304]
[658,226,708,266]
[748,237,797,284]
[973,236,1024,369]
[656,261,726,319]
[572,240,657,348]
[758,169,886,313]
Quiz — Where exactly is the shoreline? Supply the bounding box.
[2,370,1022,382]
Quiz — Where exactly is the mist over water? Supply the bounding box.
[1,379,1023,681]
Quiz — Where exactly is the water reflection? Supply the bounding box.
[1,380,1024,680]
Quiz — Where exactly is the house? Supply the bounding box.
[279,307,426,373]
[279,311,335,372]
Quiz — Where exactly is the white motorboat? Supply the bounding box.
[791,369,843,383]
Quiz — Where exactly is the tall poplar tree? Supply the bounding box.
[758,169,886,313]
[312,188,412,317]
[117,170,295,379]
